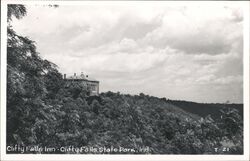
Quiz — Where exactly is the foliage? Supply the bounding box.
[7,4,26,22]
[7,4,62,149]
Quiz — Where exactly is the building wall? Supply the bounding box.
[87,81,99,96]
[64,79,99,96]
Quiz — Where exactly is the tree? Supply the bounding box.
[7,4,26,22]
[44,68,63,99]
[7,4,61,149]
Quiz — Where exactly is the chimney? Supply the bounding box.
[74,73,76,77]
[63,74,66,79]
[86,75,88,78]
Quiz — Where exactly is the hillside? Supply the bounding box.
[166,100,243,120]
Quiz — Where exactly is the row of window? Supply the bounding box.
[87,83,98,92]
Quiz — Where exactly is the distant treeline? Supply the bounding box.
[166,100,243,120]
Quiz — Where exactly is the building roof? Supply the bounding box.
[66,73,99,82]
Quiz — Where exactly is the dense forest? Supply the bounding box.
[6,5,243,154]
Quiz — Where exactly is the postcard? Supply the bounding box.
[1,1,249,161]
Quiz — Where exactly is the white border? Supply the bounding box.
[1,1,249,161]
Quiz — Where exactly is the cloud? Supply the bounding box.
[140,6,243,55]
[44,41,172,74]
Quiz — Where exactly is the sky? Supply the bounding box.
[11,3,244,103]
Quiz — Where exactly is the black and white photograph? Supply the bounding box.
[1,0,249,160]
